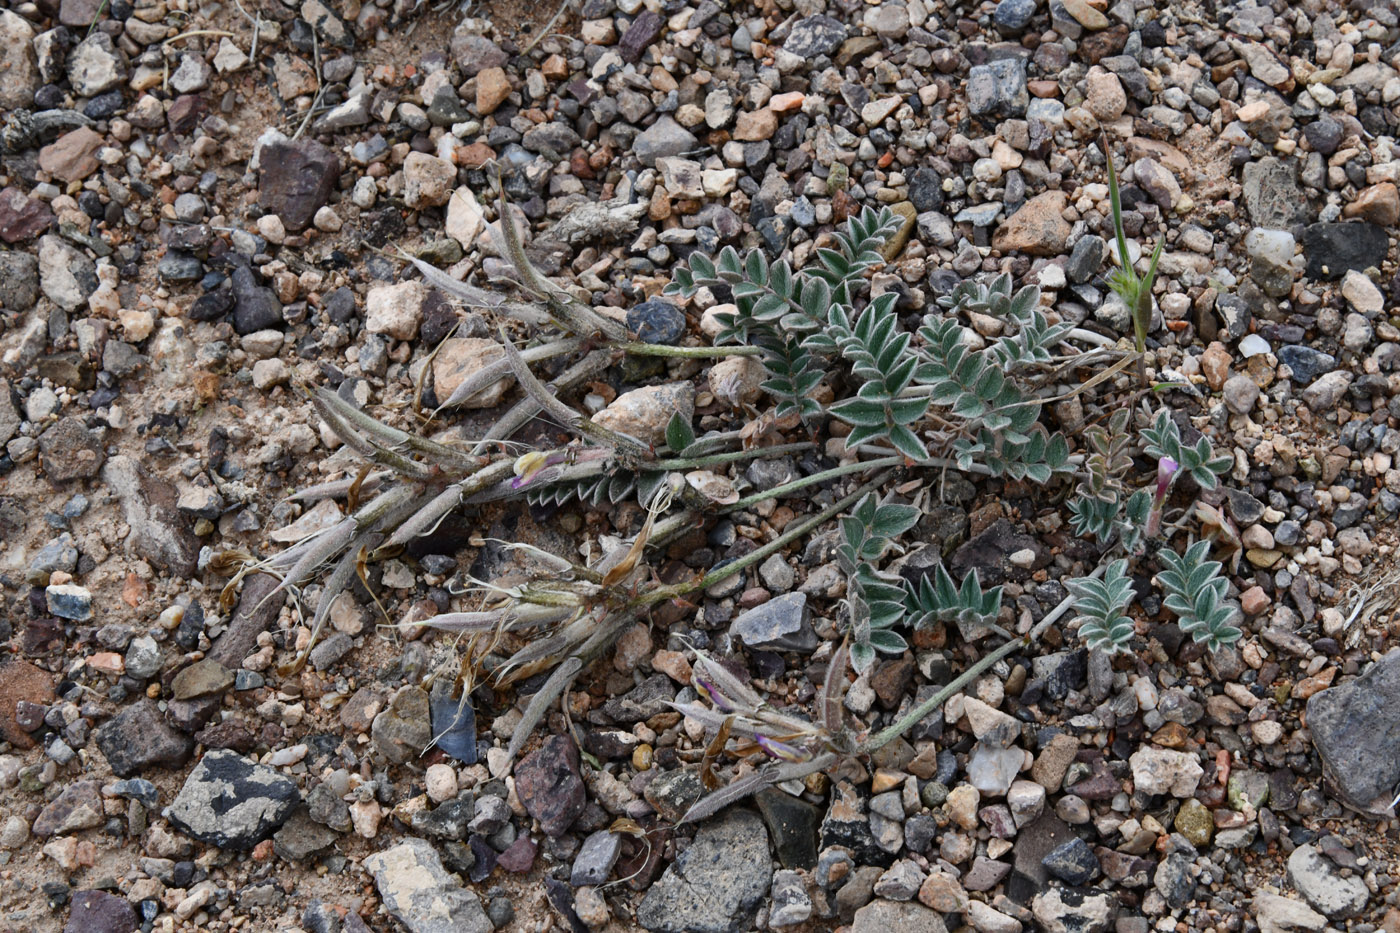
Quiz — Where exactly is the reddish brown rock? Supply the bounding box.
[475,66,511,115]
[0,187,54,243]
[257,138,339,231]
[515,735,586,837]
[38,127,104,182]
[167,94,207,134]
[733,109,778,141]
[497,835,537,872]
[1344,182,1400,227]
[0,659,54,748]
[993,191,1071,256]
[65,890,137,933]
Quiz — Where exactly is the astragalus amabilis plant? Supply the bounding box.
[226,181,1239,821]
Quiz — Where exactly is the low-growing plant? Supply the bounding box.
[235,176,1247,816]
[1102,132,1165,386]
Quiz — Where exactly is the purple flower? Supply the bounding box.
[695,675,734,713]
[1155,457,1180,501]
[755,734,811,763]
[511,451,567,489]
[1146,456,1179,539]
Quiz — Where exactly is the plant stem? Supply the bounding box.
[861,636,1026,753]
[473,347,615,454]
[622,342,763,359]
[638,472,893,607]
[651,442,813,471]
[726,457,902,512]
[852,446,998,476]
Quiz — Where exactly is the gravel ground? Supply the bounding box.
[2,0,1400,931]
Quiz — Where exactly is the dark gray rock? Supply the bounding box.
[745,457,796,492]
[643,767,704,823]
[1307,649,1400,814]
[95,699,193,777]
[627,299,687,344]
[756,787,820,869]
[994,0,1037,32]
[730,593,818,652]
[258,138,339,232]
[633,116,698,167]
[1031,649,1087,700]
[103,340,146,378]
[1301,223,1389,280]
[908,168,943,212]
[1214,294,1251,340]
[157,252,203,283]
[1224,488,1266,525]
[426,85,470,126]
[45,582,89,616]
[1277,346,1336,383]
[307,782,352,832]
[0,252,40,309]
[106,778,159,809]
[1007,812,1076,903]
[1066,235,1105,284]
[466,794,509,836]
[232,266,283,335]
[967,59,1028,119]
[1042,837,1101,885]
[1154,851,1195,909]
[571,830,622,886]
[302,900,361,933]
[308,632,353,671]
[1303,117,1343,155]
[429,681,477,764]
[411,796,475,840]
[950,518,1046,588]
[166,749,300,849]
[372,686,432,765]
[783,16,846,58]
[273,808,340,861]
[521,122,581,156]
[637,808,771,933]
[451,35,508,76]
[820,782,897,868]
[301,0,354,49]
